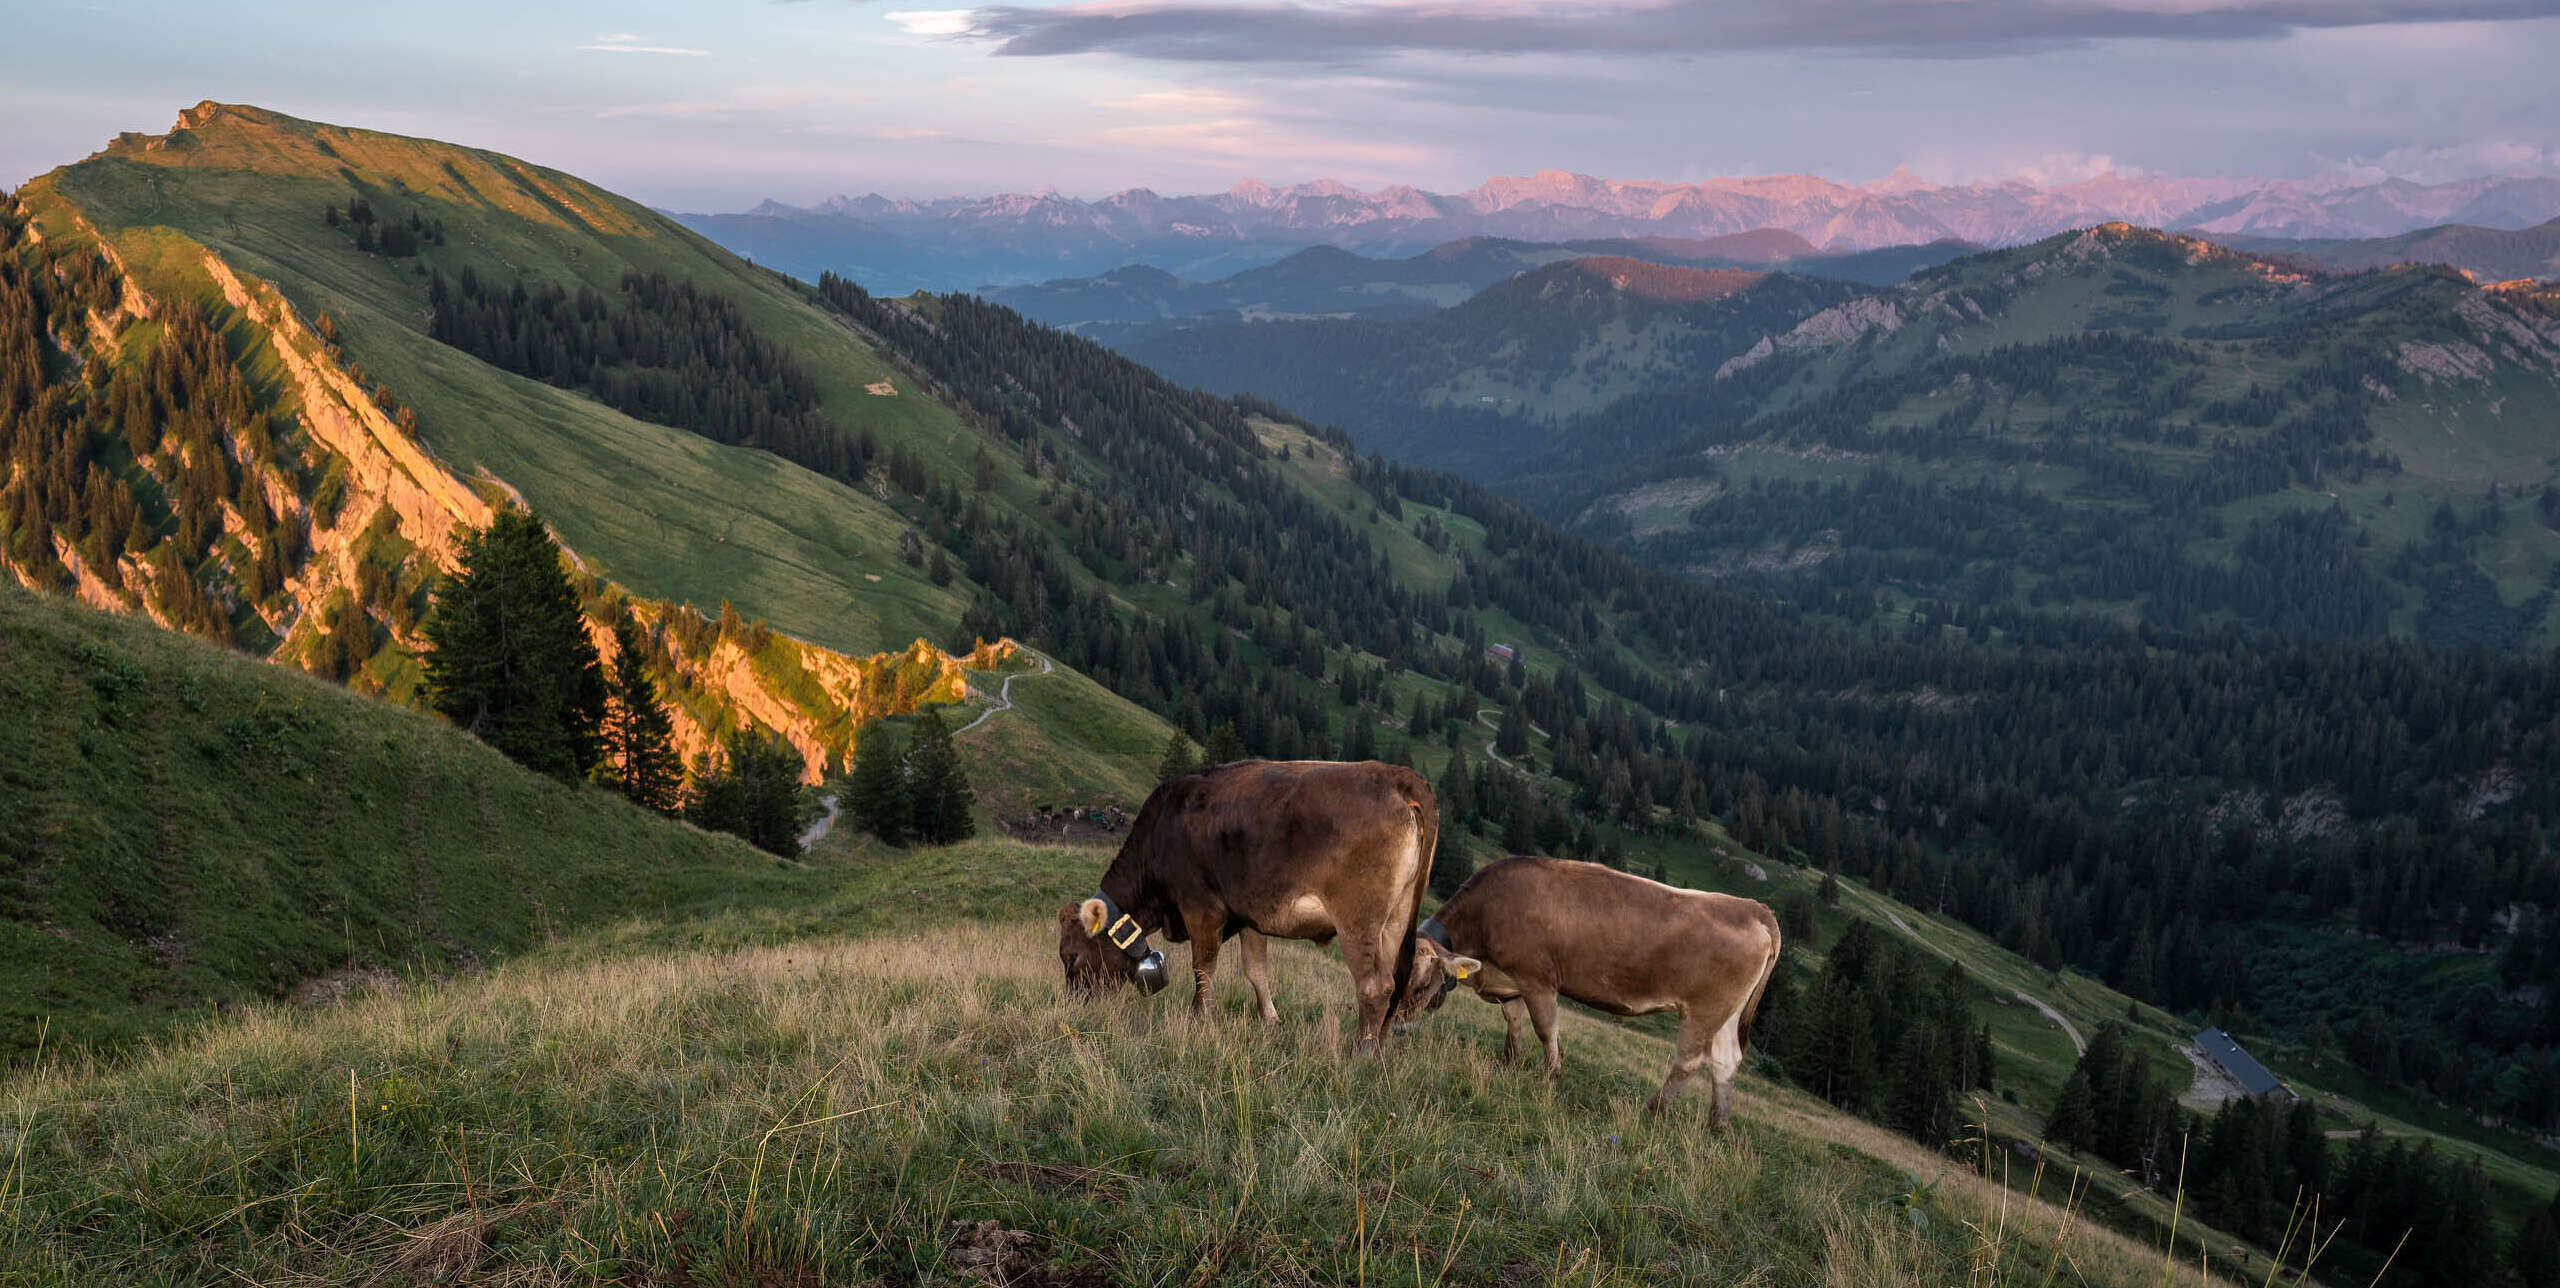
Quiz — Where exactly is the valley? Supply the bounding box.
[1096,220,2560,650]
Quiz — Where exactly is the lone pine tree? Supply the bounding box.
[903,707,976,845]
[847,719,910,846]
[421,504,605,781]
[1157,730,1198,784]
[1203,721,1246,768]
[600,608,682,814]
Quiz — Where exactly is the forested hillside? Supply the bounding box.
[1113,218,2560,650]
[1106,259,1863,473]
[1519,225,2560,649]
[981,231,1970,331]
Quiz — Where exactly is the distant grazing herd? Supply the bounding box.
[1056,760,1782,1126]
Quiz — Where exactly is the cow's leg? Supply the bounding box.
[1649,1003,1747,1127]
[1646,1011,1709,1117]
[1522,986,1563,1082]
[1182,909,1227,1016]
[1238,929,1280,1024]
[1498,999,1527,1067]
[1339,925,1394,1057]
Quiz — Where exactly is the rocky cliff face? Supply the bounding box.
[2,198,985,785]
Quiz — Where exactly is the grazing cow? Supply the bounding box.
[1387,856,1780,1125]
[1056,759,1437,1055]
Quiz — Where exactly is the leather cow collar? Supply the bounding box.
[1089,891,1169,995]
[1418,916,1463,996]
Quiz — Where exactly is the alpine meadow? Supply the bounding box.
[5,5,2560,1279]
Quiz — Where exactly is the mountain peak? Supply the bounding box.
[69,100,658,241]
[1864,164,1933,195]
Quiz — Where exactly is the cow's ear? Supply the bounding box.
[1078,898,1109,936]
[1450,955,1482,981]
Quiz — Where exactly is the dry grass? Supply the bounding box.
[1,919,2242,1285]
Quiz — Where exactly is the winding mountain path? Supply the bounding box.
[798,793,841,852]
[799,651,1054,853]
[1474,707,1549,772]
[958,651,1054,735]
[1876,904,2086,1056]
[2012,990,2087,1057]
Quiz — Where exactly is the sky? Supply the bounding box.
[4,0,2559,211]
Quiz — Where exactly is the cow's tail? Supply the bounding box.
[1384,789,1439,1022]
[1737,904,1783,1055]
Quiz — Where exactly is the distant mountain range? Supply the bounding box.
[1127,221,2560,647]
[1091,257,1866,473]
[672,167,2560,294]
[982,233,1975,329]
[2231,214,2560,283]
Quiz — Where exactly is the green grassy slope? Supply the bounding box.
[32,102,978,661]
[953,651,1169,820]
[16,102,1166,804]
[0,836,2221,1287]
[0,581,779,1060]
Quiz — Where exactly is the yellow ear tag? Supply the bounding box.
[1452,961,1476,980]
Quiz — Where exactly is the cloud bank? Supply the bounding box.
[920,0,2560,62]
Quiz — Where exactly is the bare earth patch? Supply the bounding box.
[865,380,897,395]
[945,1220,1108,1287]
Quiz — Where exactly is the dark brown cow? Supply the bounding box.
[1056,759,1437,1055]
[1387,856,1780,1125]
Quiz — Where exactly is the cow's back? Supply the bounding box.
[1445,857,1773,1011]
[1120,759,1433,934]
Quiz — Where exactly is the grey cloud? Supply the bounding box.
[955,0,2560,63]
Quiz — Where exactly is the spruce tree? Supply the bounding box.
[904,707,976,844]
[1780,888,1821,949]
[847,720,910,846]
[1204,721,1246,767]
[1439,742,1474,821]
[1430,829,1476,898]
[2514,1191,2560,1288]
[1157,730,1198,784]
[422,504,605,780]
[686,726,805,856]
[682,748,744,839]
[2047,1066,2097,1151]
[601,608,682,814]
[1340,708,1376,761]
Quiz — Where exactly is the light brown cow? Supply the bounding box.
[1056,759,1437,1055]
[1388,856,1781,1125]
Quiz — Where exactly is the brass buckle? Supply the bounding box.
[1108,914,1143,951]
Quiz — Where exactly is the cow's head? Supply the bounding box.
[1388,936,1483,1032]
[1058,898,1168,996]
